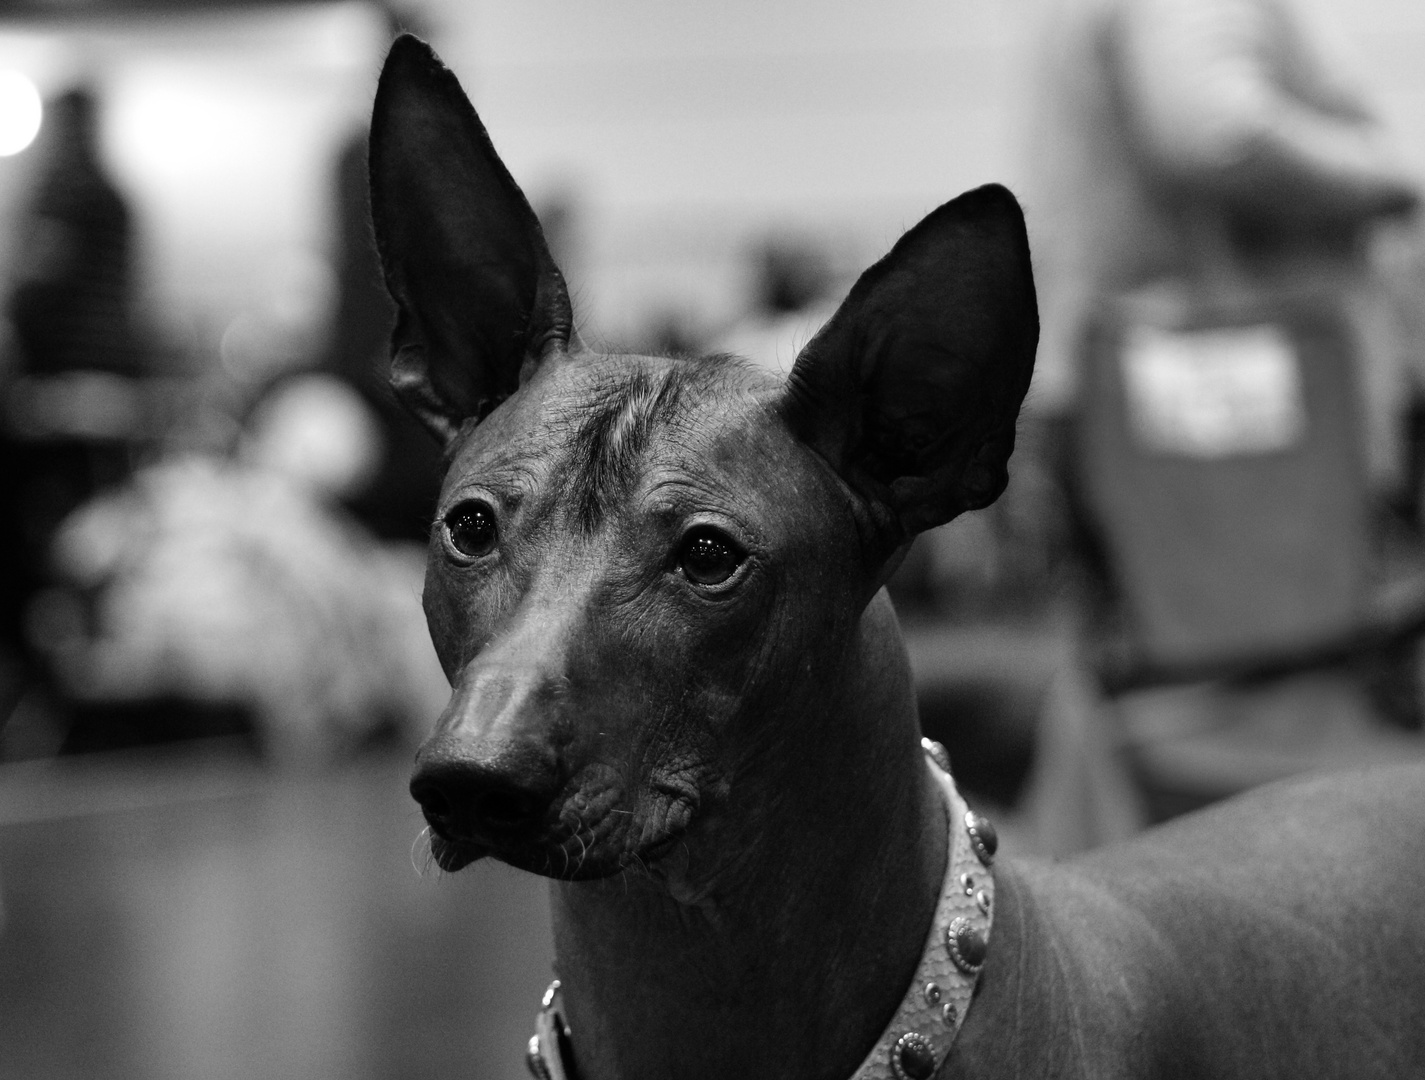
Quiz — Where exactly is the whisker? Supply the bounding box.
[574,830,590,874]
[410,826,434,877]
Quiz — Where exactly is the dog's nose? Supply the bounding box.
[410,737,563,841]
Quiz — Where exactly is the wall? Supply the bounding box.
[428,0,1425,345]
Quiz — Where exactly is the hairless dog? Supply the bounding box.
[369,35,1425,1080]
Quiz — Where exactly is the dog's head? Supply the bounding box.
[370,36,1037,881]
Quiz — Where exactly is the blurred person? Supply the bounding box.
[1026,0,1418,444]
[0,85,146,749]
[1020,0,1425,838]
[7,86,141,379]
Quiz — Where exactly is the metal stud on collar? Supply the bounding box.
[965,810,998,866]
[841,746,993,1079]
[527,1037,553,1080]
[527,980,575,1080]
[890,1032,937,1080]
[946,916,988,975]
[920,737,952,775]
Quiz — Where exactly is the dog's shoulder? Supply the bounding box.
[944,852,1194,1079]
[1075,761,1425,924]
[948,763,1425,1079]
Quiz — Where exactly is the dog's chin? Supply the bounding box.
[475,827,690,881]
[429,832,490,873]
[421,795,694,880]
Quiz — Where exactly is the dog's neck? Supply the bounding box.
[549,594,950,1080]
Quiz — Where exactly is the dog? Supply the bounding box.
[368,34,1425,1080]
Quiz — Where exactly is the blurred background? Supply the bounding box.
[2,1,1425,1077]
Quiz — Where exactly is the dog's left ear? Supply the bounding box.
[369,34,575,443]
[781,184,1038,545]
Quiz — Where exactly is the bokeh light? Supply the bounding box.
[0,69,42,155]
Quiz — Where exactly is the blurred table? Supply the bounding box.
[0,740,554,1080]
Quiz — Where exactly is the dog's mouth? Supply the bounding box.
[418,787,696,880]
[426,830,490,873]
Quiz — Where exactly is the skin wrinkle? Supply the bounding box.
[625,678,725,866]
[565,361,695,533]
[439,456,540,515]
[620,690,698,860]
[637,405,851,824]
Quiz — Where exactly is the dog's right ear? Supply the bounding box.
[369,35,574,443]
[779,184,1038,551]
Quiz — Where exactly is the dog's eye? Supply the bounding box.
[444,500,498,559]
[678,527,744,586]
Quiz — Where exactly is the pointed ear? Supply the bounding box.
[781,184,1038,545]
[369,35,575,443]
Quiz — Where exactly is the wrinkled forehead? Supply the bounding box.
[442,351,786,517]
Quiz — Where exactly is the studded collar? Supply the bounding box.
[525,738,997,1080]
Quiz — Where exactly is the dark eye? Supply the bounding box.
[444,500,498,559]
[678,527,744,587]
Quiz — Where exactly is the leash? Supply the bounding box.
[525,738,997,1080]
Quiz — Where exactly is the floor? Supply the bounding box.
[0,741,555,1080]
[0,613,1062,1080]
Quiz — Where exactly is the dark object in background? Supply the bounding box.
[1,87,142,695]
[8,88,141,379]
[60,697,254,756]
[752,235,832,316]
[321,133,442,542]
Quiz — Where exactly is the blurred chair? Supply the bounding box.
[1018,278,1425,854]
[1019,360,1425,853]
